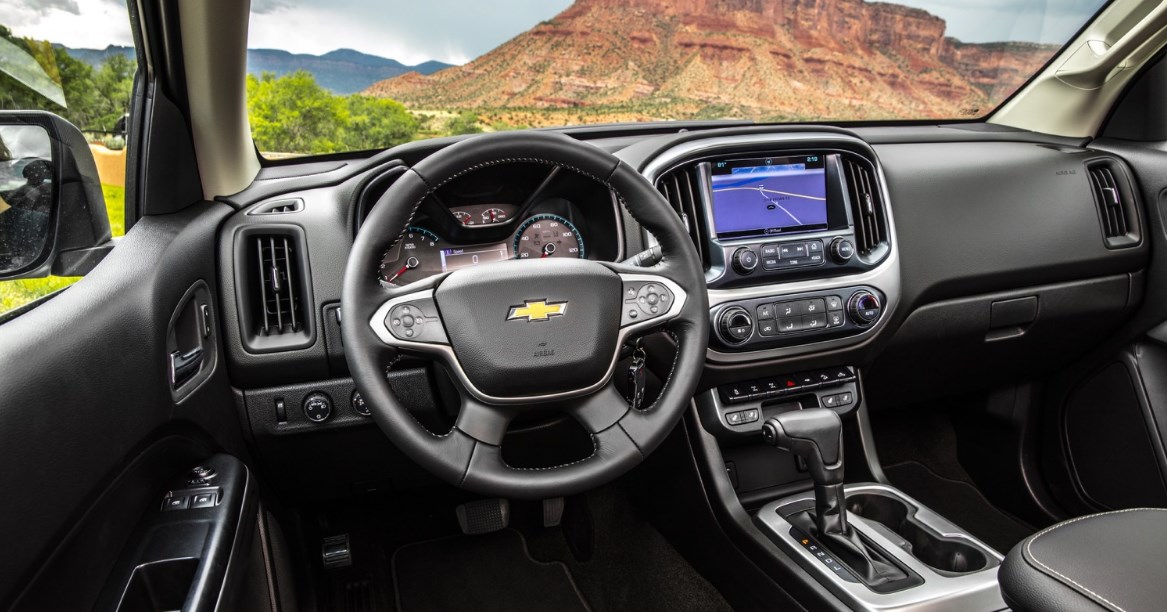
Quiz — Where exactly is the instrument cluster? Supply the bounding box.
[379,211,587,286]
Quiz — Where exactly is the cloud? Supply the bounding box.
[3,0,132,48]
[20,0,80,15]
[889,0,1106,44]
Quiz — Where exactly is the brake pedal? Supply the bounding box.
[456,499,510,534]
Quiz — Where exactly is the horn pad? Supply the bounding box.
[434,258,622,398]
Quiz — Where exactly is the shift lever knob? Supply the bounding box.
[762,408,844,484]
[763,408,849,535]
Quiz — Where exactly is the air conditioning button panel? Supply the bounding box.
[710,286,885,352]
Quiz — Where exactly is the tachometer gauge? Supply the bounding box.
[452,210,473,225]
[379,226,442,285]
[481,207,508,224]
[513,214,585,260]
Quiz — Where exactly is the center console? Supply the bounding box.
[644,132,1003,611]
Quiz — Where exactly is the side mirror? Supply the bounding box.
[0,111,113,280]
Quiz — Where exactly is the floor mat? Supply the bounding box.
[884,460,1034,554]
[392,529,590,612]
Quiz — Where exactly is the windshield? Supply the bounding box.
[243,0,1107,156]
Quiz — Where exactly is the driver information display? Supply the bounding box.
[440,243,509,272]
[710,155,828,239]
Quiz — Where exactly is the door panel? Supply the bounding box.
[0,201,249,609]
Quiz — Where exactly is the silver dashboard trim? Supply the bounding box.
[368,273,687,405]
[639,132,901,363]
[756,483,1005,612]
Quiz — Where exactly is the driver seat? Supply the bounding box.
[999,508,1167,611]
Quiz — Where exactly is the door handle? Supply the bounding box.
[169,346,204,388]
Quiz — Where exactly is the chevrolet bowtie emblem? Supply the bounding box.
[507,300,568,322]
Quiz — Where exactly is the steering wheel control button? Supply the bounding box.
[620,280,676,326]
[351,390,370,416]
[732,247,759,274]
[303,392,332,423]
[386,298,448,344]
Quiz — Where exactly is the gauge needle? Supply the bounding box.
[387,257,420,283]
[490,209,498,223]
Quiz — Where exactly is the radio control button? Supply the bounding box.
[779,243,808,259]
[806,240,823,254]
[830,238,855,264]
[762,257,781,270]
[762,244,779,257]
[732,248,759,274]
[808,253,825,265]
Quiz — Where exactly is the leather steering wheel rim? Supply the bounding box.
[341,131,708,499]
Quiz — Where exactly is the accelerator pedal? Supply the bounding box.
[455,498,510,535]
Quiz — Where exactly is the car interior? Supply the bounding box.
[6,0,1167,610]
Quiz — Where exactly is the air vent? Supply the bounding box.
[1086,160,1138,247]
[248,198,303,215]
[255,235,302,334]
[842,156,889,259]
[235,227,315,353]
[656,166,708,265]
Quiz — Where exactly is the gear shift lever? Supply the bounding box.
[762,408,849,536]
[763,408,907,587]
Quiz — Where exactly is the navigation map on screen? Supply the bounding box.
[710,155,828,239]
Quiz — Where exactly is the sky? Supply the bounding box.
[3,0,1107,65]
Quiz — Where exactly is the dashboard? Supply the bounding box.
[216,123,1149,430]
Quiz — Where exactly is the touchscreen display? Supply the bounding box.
[709,155,828,239]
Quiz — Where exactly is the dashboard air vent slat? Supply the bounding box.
[843,156,888,258]
[249,198,304,215]
[657,166,708,266]
[255,235,301,335]
[1084,159,1140,249]
[1088,165,1127,238]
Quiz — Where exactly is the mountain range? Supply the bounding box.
[363,0,1059,124]
[60,45,451,95]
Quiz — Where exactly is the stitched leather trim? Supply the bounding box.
[1024,507,1167,612]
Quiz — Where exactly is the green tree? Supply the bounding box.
[247,70,346,154]
[341,95,418,150]
[446,111,482,135]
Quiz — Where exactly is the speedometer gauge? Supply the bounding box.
[513,214,584,260]
[379,226,441,285]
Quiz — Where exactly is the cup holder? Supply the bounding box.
[847,493,990,574]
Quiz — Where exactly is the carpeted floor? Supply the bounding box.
[393,529,590,612]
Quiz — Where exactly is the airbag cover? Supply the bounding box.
[435,258,621,398]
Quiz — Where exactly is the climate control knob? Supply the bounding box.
[731,247,759,275]
[718,306,754,344]
[848,291,882,326]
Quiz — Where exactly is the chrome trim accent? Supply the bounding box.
[756,483,1005,612]
[368,273,687,405]
[639,133,901,363]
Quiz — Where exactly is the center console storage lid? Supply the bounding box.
[1000,508,1167,612]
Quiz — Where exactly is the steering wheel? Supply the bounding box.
[341,131,708,499]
